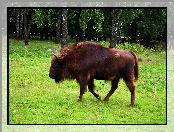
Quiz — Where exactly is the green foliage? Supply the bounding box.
[120,9,142,25]
[67,9,79,34]
[138,9,166,39]
[34,9,54,29]
[9,40,166,124]
[9,8,166,44]
[120,8,166,40]
[79,9,104,32]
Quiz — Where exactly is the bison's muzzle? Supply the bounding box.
[49,73,60,83]
[49,73,54,79]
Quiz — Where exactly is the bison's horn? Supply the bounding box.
[53,54,59,60]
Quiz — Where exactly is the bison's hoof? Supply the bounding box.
[130,104,135,107]
[77,98,82,102]
[97,96,101,100]
[103,98,109,101]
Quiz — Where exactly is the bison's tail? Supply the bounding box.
[129,51,139,82]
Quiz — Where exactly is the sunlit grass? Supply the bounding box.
[9,39,166,124]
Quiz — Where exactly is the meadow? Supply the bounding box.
[9,39,166,124]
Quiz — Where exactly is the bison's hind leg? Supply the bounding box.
[127,81,135,106]
[123,78,136,106]
[88,79,101,100]
[104,77,120,101]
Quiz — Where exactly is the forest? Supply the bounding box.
[8,7,166,49]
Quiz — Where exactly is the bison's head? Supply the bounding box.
[49,54,65,83]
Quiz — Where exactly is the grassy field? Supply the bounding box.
[9,39,166,124]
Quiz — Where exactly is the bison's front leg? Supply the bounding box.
[88,79,101,100]
[77,82,87,102]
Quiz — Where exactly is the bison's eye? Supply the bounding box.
[52,63,58,69]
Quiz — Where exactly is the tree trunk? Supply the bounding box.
[61,9,68,49]
[19,9,23,40]
[98,33,102,42]
[76,9,81,42]
[23,9,28,45]
[136,30,140,44]
[23,9,34,45]
[55,9,61,44]
[110,9,120,48]
[15,9,20,41]
[40,30,44,40]
[82,29,85,41]
[45,22,48,40]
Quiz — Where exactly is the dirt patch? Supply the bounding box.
[138,58,152,62]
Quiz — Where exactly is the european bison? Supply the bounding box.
[49,41,138,106]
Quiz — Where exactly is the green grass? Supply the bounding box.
[9,39,166,124]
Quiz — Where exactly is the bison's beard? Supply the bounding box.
[49,74,61,83]
[54,77,61,83]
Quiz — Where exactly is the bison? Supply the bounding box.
[49,41,138,106]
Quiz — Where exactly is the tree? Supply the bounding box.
[79,9,104,41]
[55,9,61,44]
[34,9,53,40]
[138,9,166,41]
[110,9,120,48]
[61,9,68,48]
[23,9,28,45]
[15,9,20,41]
[8,8,166,48]
[120,8,166,44]
[100,9,112,41]
[19,9,24,40]
[67,9,82,42]
[119,9,143,39]
[23,9,34,45]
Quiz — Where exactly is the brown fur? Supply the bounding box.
[49,41,139,106]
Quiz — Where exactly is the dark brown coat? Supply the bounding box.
[49,41,138,106]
